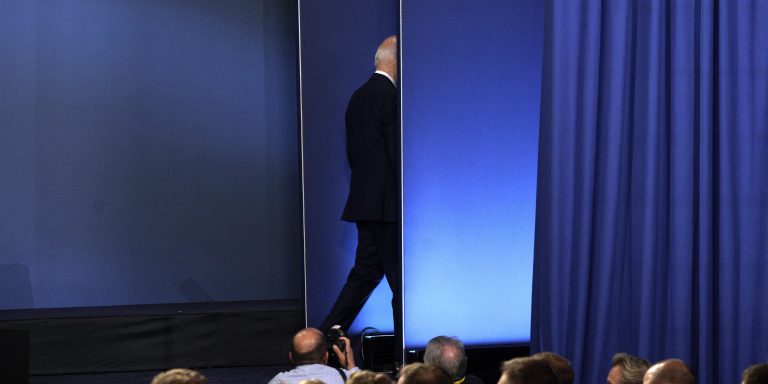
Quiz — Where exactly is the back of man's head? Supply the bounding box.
[610,353,651,384]
[499,357,558,384]
[398,363,452,384]
[151,368,207,384]
[424,336,468,381]
[531,352,574,384]
[742,363,768,384]
[375,36,397,68]
[643,359,694,384]
[290,327,327,365]
[349,370,395,384]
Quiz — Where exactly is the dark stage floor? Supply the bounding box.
[29,366,292,384]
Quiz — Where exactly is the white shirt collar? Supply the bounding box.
[375,70,396,86]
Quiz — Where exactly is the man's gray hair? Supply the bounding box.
[611,353,650,384]
[374,37,397,68]
[423,336,468,380]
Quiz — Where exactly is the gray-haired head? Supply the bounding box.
[375,35,397,67]
[611,353,651,384]
[424,336,467,380]
[374,35,398,82]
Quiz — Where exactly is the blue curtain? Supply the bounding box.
[531,1,768,384]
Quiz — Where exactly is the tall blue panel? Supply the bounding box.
[401,1,544,347]
[299,1,398,333]
[0,0,301,309]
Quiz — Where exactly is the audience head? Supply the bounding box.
[643,359,694,384]
[608,353,651,384]
[498,357,558,384]
[742,363,768,384]
[424,336,468,381]
[398,362,452,384]
[531,352,574,384]
[289,327,328,365]
[151,368,207,384]
[348,369,395,384]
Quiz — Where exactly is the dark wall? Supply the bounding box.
[0,0,302,310]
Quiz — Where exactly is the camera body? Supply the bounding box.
[325,325,346,368]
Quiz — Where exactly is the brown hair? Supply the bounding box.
[500,357,558,384]
[151,368,207,384]
[398,363,452,384]
[348,369,394,384]
[532,352,574,384]
[742,363,768,384]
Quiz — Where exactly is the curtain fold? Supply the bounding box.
[532,1,768,384]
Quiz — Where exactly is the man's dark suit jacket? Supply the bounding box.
[341,73,398,223]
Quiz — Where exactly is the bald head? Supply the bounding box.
[375,35,398,82]
[643,360,694,384]
[290,328,327,365]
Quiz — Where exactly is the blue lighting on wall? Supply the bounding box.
[401,0,544,347]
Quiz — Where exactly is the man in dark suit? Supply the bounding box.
[320,35,401,364]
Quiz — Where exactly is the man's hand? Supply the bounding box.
[332,336,356,370]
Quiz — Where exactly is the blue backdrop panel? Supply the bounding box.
[299,0,398,333]
[401,0,543,347]
[0,0,302,309]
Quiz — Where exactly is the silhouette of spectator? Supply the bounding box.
[741,363,768,384]
[348,369,395,384]
[498,357,557,384]
[643,359,694,384]
[268,327,358,384]
[398,363,452,384]
[531,352,574,384]
[151,368,207,384]
[424,336,484,384]
[607,353,650,384]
